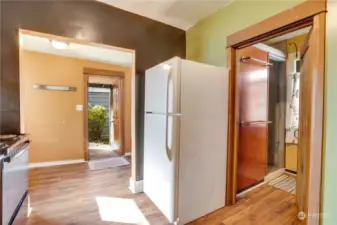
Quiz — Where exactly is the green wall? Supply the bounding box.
[186,0,302,66]
[187,0,337,223]
[322,1,337,224]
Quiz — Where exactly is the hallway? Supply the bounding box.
[26,163,299,225]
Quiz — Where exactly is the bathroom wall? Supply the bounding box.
[268,58,287,171]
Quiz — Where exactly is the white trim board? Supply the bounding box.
[29,159,85,169]
[129,178,143,193]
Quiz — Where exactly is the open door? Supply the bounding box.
[111,79,125,155]
[111,84,120,143]
[296,14,325,225]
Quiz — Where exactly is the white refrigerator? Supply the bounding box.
[143,57,228,224]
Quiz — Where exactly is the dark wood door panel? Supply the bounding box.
[237,46,269,192]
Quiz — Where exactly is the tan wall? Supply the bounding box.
[285,144,298,172]
[286,34,307,53]
[20,50,132,163]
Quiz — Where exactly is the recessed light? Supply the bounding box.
[50,39,69,50]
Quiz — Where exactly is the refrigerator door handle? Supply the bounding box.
[165,68,173,162]
[165,118,173,162]
[145,111,182,116]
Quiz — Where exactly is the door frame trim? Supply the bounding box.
[83,69,127,160]
[225,1,326,224]
[227,0,326,48]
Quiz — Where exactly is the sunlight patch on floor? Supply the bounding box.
[96,197,149,224]
[89,143,119,151]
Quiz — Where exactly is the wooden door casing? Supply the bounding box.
[296,13,325,225]
[237,47,269,192]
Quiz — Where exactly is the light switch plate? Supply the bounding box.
[76,105,83,111]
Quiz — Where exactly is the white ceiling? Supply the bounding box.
[97,0,232,30]
[20,34,133,67]
[265,27,311,44]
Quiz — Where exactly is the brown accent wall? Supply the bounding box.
[0,0,185,134]
[20,50,132,163]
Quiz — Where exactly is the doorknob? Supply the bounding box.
[240,121,272,127]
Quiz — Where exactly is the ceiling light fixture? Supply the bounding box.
[50,39,69,50]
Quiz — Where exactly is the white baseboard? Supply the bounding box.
[124,152,131,156]
[129,178,143,193]
[29,159,85,169]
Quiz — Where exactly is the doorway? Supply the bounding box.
[225,3,325,224]
[87,75,124,161]
[85,73,129,167]
[236,27,310,194]
[19,30,135,170]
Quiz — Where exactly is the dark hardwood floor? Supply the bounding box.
[25,164,299,225]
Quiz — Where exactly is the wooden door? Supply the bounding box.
[237,46,269,192]
[111,80,124,155]
[296,14,325,225]
[112,85,120,142]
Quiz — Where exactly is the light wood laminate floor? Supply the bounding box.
[188,184,299,225]
[26,164,299,225]
[27,163,170,225]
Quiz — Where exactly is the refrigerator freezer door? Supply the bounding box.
[143,57,181,223]
[144,57,180,114]
[178,60,229,224]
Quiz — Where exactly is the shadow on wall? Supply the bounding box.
[135,75,145,181]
